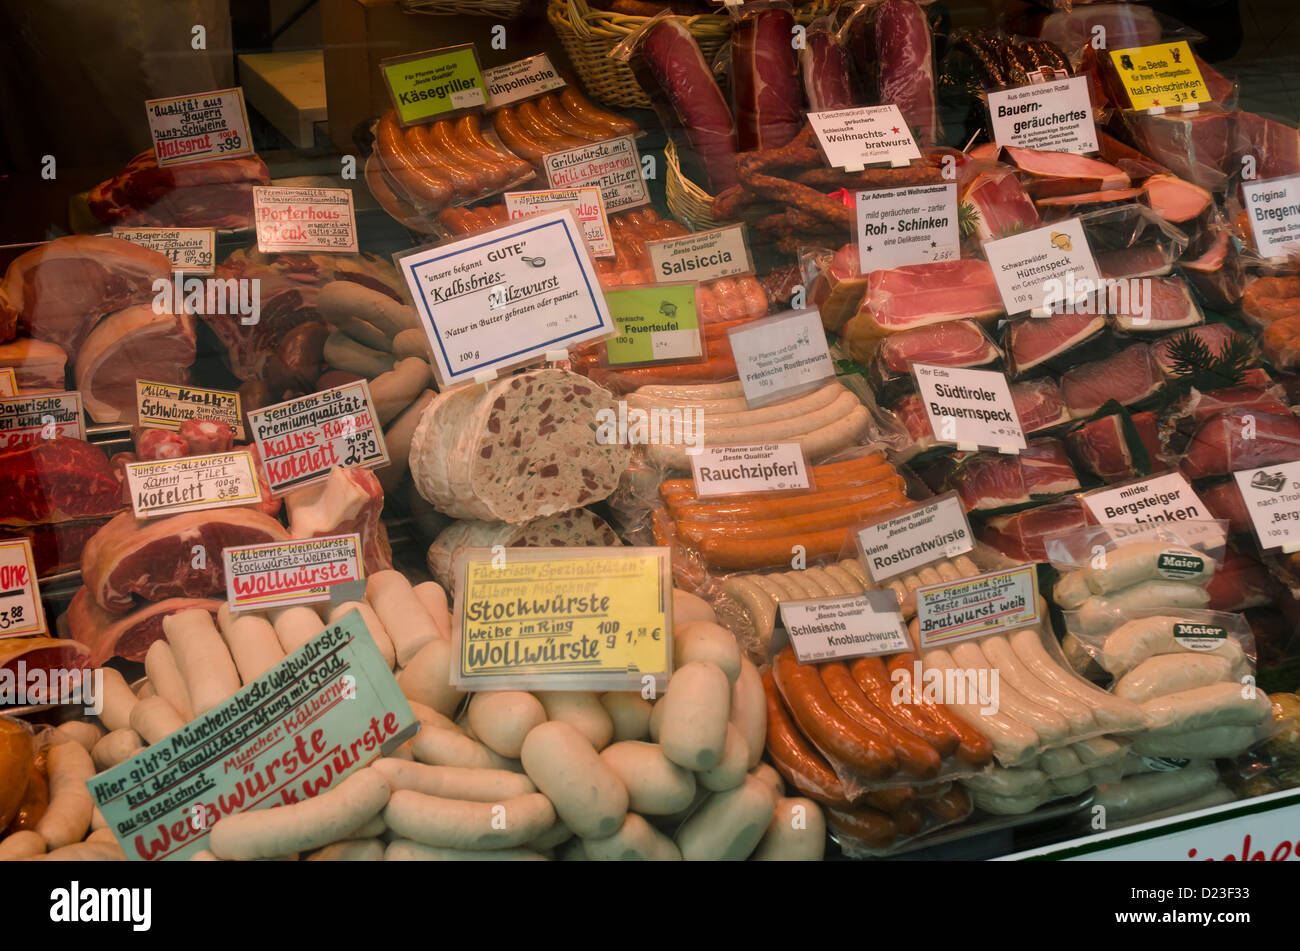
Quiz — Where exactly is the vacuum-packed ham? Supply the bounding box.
[74,304,197,423]
[732,6,802,151]
[844,260,1004,343]
[1060,344,1164,417]
[1068,410,1161,483]
[81,508,290,612]
[1179,408,1300,479]
[859,0,939,147]
[980,497,1091,563]
[800,16,854,112]
[1,236,172,357]
[1005,311,1110,378]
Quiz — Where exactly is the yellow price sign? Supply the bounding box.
[1108,42,1210,111]
[452,547,672,691]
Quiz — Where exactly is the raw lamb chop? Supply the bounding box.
[74,305,196,423]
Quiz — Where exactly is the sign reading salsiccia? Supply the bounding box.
[451,547,672,692]
[89,611,416,861]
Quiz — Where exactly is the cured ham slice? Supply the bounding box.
[848,259,1003,340]
[1036,188,1143,218]
[285,466,393,574]
[1152,323,1241,375]
[0,339,66,392]
[1141,174,1213,227]
[1199,481,1251,536]
[979,497,1091,563]
[0,438,124,526]
[962,165,1040,240]
[65,588,222,665]
[87,150,271,230]
[951,439,1079,511]
[1,236,172,357]
[1205,547,1274,613]
[1005,311,1109,377]
[800,17,854,112]
[81,508,290,612]
[1068,410,1161,483]
[1110,277,1202,333]
[1233,112,1300,184]
[1060,344,1163,417]
[1180,409,1300,479]
[1001,147,1129,198]
[1179,230,1247,309]
[812,245,868,332]
[74,305,197,423]
[1123,109,1236,192]
[1011,378,1071,432]
[877,319,1001,374]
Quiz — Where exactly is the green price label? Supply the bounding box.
[604,284,701,366]
[382,44,486,125]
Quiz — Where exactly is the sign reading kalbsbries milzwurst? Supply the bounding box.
[224,533,364,612]
[144,87,254,167]
[247,381,389,495]
[0,392,83,451]
[543,136,649,212]
[136,380,245,439]
[253,186,359,254]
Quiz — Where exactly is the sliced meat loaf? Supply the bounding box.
[411,369,630,522]
[426,508,623,587]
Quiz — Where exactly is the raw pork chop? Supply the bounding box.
[88,150,271,230]
[65,588,222,664]
[1,236,172,356]
[285,466,393,573]
[81,508,289,611]
[75,305,196,423]
[1060,344,1163,416]
[0,338,66,392]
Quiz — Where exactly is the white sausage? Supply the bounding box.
[412,582,452,639]
[145,640,195,721]
[411,726,514,770]
[921,649,1039,766]
[130,696,186,744]
[752,797,825,861]
[97,667,138,733]
[698,723,750,792]
[672,589,717,627]
[1115,653,1233,703]
[674,775,777,861]
[163,608,240,716]
[980,634,1094,735]
[396,639,461,717]
[1100,615,1245,676]
[467,691,547,758]
[520,721,629,839]
[53,720,103,753]
[583,813,682,861]
[91,729,143,771]
[535,692,613,750]
[1140,683,1272,735]
[749,763,785,798]
[371,757,535,801]
[1094,765,1219,821]
[1007,629,1146,733]
[1075,584,1210,636]
[270,605,324,655]
[329,601,395,670]
[34,740,95,849]
[729,658,767,769]
[950,640,1070,746]
[1083,542,1214,596]
[673,621,742,684]
[0,830,46,859]
[306,839,385,861]
[600,693,653,742]
[367,570,440,665]
[209,767,391,860]
[598,741,696,815]
[370,357,433,426]
[657,661,731,771]
[383,790,555,849]
[1037,745,1085,778]
[224,615,286,684]
[384,839,546,861]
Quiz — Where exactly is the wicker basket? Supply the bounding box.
[399,0,528,18]
[665,139,725,233]
[547,0,733,110]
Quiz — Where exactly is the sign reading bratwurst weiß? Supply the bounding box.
[398,210,614,387]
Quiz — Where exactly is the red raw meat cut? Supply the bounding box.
[1180,409,1300,479]
[867,0,938,147]
[179,419,234,455]
[1005,311,1108,377]
[1012,378,1071,432]
[1123,109,1236,192]
[635,17,739,193]
[81,508,290,611]
[1068,410,1161,483]
[1036,188,1143,219]
[962,165,1040,240]
[951,439,1079,511]
[893,392,938,457]
[800,17,855,112]
[1061,344,1164,416]
[284,466,393,573]
[1151,323,1241,375]
[1095,244,1175,280]
[1,236,172,357]
[1110,277,1202,333]
[980,497,1092,562]
[878,319,1000,374]
[135,429,189,461]
[0,518,112,577]
[0,438,124,525]
[1205,547,1274,612]
[732,7,801,151]
[65,588,223,665]
[1141,174,1212,227]
[1179,230,1246,309]
[206,249,404,392]
[853,259,1003,338]
[811,245,868,331]
[0,339,66,392]
[0,638,90,682]
[1173,385,1291,427]
[1233,112,1300,184]
[74,305,197,423]
[1198,480,1251,536]
[87,150,271,230]
[1001,147,1128,198]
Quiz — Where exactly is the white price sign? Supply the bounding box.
[983,218,1101,316]
[1234,460,1300,552]
[912,363,1026,452]
[807,105,922,171]
[855,493,973,583]
[728,309,834,408]
[780,592,909,663]
[856,183,959,272]
[1242,173,1300,260]
[253,186,359,254]
[988,76,1098,154]
[690,443,811,498]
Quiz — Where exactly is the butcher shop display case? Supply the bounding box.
[2,0,1300,889]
